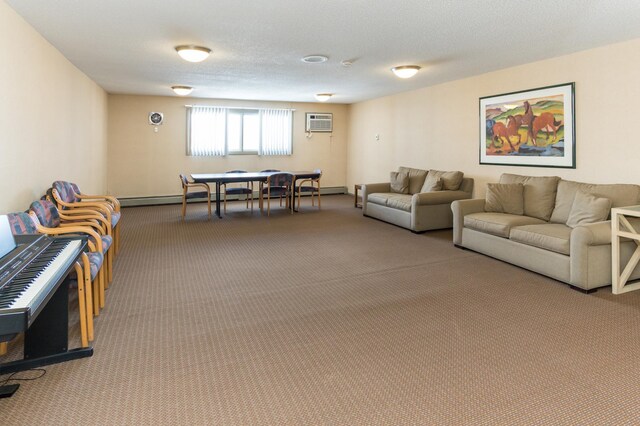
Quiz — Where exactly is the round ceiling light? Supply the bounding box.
[315,93,333,102]
[175,45,211,63]
[391,65,421,79]
[302,55,328,64]
[171,86,193,96]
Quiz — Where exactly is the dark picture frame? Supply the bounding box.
[479,82,575,168]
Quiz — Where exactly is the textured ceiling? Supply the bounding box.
[6,0,640,103]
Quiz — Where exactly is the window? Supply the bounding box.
[227,109,259,154]
[187,106,292,156]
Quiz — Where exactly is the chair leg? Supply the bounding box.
[318,186,321,209]
[181,196,187,219]
[74,262,88,348]
[0,342,6,355]
[78,253,98,342]
[223,189,227,214]
[207,193,212,218]
[115,223,120,255]
[105,250,112,286]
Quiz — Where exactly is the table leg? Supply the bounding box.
[215,182,222,218]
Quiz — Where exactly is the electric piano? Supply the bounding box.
[0,215,91,397]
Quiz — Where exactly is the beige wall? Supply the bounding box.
[347,38,640,196]
[107,95,348,197]
[0,1,108,214]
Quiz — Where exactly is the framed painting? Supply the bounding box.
[479,82,575,168]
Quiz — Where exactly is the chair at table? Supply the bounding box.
[260,173,294,216]
[295,169,322,211]
[223,170,253,213]
[258,169,281,210]
[179,174,211,219]
[7,211,101,348]
[68,182,122,255]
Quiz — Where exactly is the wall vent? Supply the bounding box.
[305,113,333,132]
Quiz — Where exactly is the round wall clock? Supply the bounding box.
[149,112,164,125]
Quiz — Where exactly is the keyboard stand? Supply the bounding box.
[0,276,93,376]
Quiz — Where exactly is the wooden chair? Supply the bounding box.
[258,169,281,210]
[260,173,294,216]
[50,181,120,256]
[295,169,322,210]
[179,174,211,219]
[7,211,100,348]
[46,188,114,291]
[223,170,253,213]
[29,200,108,321]
[68,182,122,255]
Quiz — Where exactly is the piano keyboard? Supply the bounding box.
[0,239,82,317]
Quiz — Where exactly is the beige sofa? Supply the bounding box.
[362,166,474,232]
[452,173,640,291]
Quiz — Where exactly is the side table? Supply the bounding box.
[354,184,363,208]
[612,205,640,294]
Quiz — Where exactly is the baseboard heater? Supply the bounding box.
[119,186,348,207]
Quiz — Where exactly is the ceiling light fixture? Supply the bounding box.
[302,55,328,64]
[175,45,211,63]
[171,86,193,96]
[315,93,332,102]
[391,65,421,79]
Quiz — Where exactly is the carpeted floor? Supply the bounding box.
[2,194,640,425]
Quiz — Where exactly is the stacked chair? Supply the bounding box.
[50,181,121,255]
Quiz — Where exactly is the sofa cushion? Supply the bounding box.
[390,172,409,194]
[485,183,524,215]
[550,180,640,223]
[566,190,612,228]
[464,212,546,238]
[429,170,464,191]
[420,173,443,192]
[499,174,560,221]
[368,193,390,206]
[366,193,412,212]
[398,167,428,194]
[510,223,572,255]
[385,194,413,212]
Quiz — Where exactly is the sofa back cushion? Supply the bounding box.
[565,190,612,228]
[485,183,524,215]
[397,167,428,194]
[499,174,560,221]
[390,171,409,194]
[420,174,443,192]
[550,180,640,223]
[429,170,464,191]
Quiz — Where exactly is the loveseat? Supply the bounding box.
[362,167,474,232]
[452,173,640,291]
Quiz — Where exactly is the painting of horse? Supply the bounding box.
[479,82,575,168]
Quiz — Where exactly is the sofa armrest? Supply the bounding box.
[361,182,391,215]
[451,198,486,245]
[412,190,472,207]
[571,221,612,247]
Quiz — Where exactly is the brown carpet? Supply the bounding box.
[2,195,640,425]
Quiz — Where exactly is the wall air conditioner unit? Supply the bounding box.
[305,113,333,132]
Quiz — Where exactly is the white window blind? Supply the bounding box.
[187,106,227,156]
[187,106,292,156]
[259,109,292,156]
